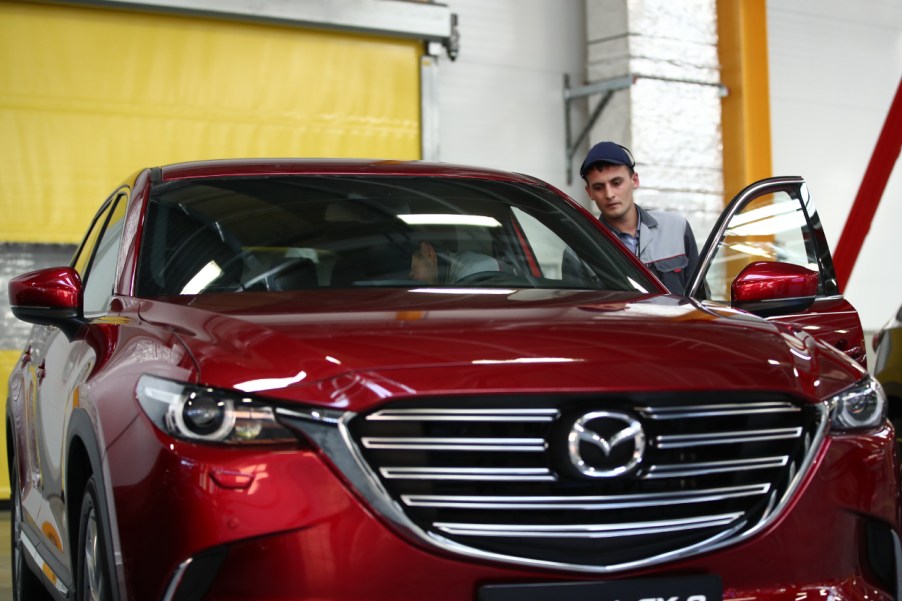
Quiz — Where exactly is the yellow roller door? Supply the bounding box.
[0,0,423,243]
[0,0,423,501]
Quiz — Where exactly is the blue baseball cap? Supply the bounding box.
[580,141,636,178]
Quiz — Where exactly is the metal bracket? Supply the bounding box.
[564,74,728,184]
[564,74,633,184]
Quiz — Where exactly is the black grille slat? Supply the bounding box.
[347,393,821,569]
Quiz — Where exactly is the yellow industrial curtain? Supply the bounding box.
[0,0,422,500]
[0,0,422,243]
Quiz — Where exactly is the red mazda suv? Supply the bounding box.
[6,159,898,601]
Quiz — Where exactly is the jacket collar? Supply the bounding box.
[601,204,657,234]
[635,204,658,228]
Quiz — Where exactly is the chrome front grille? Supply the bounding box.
[346,393,825,570]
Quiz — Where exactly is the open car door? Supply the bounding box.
[687,176,866,367]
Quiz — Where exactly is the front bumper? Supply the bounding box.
[106,413,901,601]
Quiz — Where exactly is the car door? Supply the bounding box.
[687,176,866,366]
[20,187,129,576]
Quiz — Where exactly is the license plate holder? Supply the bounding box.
[478,575,723,601]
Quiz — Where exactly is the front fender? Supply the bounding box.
[67,408,123,601]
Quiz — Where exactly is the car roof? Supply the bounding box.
[157,158,548,186]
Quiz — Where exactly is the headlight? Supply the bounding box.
[136,375,299,444]
[829,377,887,431]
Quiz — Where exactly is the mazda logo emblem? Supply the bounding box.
[567,411,645,478]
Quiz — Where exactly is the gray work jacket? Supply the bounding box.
[604,205,700,296]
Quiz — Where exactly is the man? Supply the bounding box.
[580,141,699,295]
[409,240,500,284]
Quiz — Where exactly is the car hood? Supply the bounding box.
[137,289,864,412]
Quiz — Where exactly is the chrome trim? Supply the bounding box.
[568,410,645,478]
[281,409,427,550]
[21,532,70,596]
[656,427,802,448]
[19,534,41,572]
[424,520,746,573]
[366,408,559,422]
[401,483,770,510]
[381,467,556,481]
[638,402,799,419]
[289,400,828,574]
[276,406,345,425]
[645,456,789,479]
[161,557,194,601]
[433,512,744,538]
[361,437,546,451]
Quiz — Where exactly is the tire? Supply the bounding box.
[77,476,112,601]
[10,457,52,601]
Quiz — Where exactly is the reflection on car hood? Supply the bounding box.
[138,289,861,411]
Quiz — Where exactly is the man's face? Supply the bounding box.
[584,164,639,223]
[410,241,439,283]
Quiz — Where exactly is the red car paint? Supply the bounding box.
[6,160,897,601]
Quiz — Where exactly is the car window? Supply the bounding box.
[135,176,658,297]
[697,189,821,303]
[78,191,128,315]
[72,197,114,278]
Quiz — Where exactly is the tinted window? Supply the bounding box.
[83,193,127,314]
[71,189,128,315]
[136,176,656,297]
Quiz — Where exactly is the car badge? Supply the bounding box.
[567,410,645,478]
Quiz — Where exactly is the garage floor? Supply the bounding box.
[0,510,11,598]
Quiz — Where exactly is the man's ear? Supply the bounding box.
[632,171,640,189]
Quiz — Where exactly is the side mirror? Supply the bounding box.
[731,261,819,317]
[9,267,84,338]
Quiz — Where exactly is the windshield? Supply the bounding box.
[135,175,656,296]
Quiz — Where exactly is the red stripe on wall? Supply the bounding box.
[833,77,902,291]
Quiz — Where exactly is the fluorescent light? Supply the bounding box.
[472,357,579,365]
[235,371,307,393]
[399,214,501,227]
[181,261,223,294]
[729,243,773,259]
[411,287,514,295]
[627,277,648,293]
[726,212,805,237]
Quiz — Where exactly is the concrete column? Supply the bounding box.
[585,0,724,237]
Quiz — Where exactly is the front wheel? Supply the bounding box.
[77,476,112,601]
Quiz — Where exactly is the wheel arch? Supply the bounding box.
[6,411,14,480]
[66,408,122,601]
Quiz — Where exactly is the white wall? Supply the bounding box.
[436,0,588,203]
[439,0,902,335]
[766,0,902,332]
